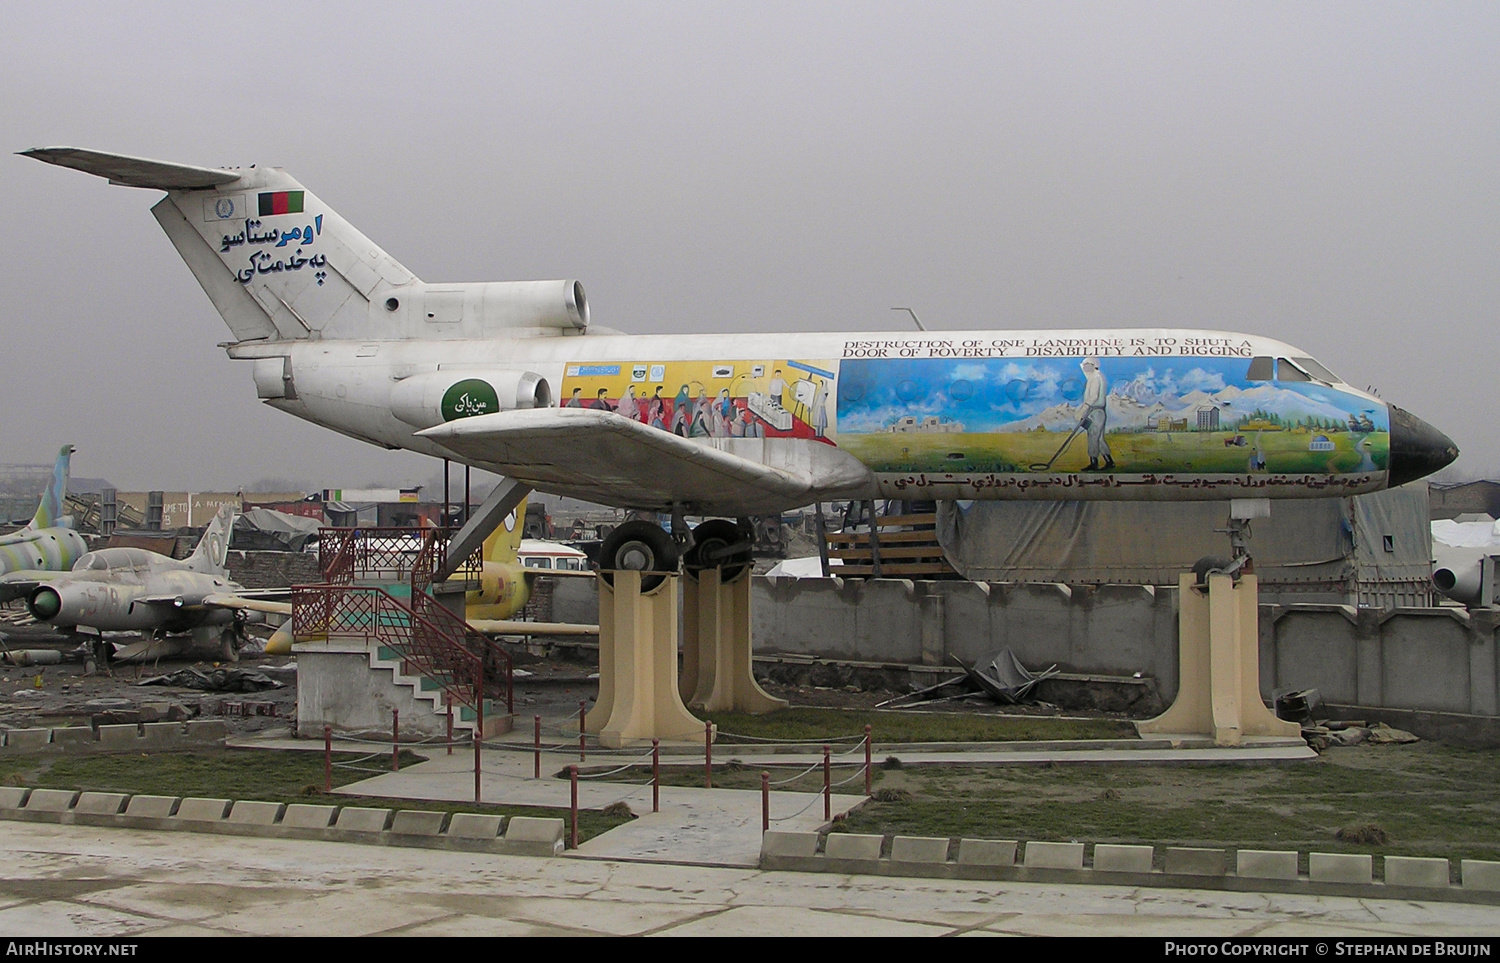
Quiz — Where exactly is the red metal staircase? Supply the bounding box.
[291,527,513,731]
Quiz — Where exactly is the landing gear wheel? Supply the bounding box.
[682,519,753,582]
[1191,556,1233,588]
[599,521,679,591]
[218,627,241,663]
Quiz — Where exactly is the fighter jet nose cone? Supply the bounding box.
[1388,405,1459,487]
[29,588,60,621]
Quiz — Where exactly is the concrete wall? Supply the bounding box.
[752,575,1500,719]
[296,649,447,738]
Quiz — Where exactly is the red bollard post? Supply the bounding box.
[323,725,332,793]
[652,739,660,813]
[446,706,453,756]
[864,724,873,796]
[392,709,400,772]
[534,715,542,780]
[704,720,713,789]
[823,744,831,820]
[569,765,579,850]
[761,771,770,833]
[578,700,587,762]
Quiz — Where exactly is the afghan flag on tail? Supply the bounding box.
[258,191,305,216]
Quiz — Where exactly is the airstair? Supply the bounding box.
[291,527,513,738]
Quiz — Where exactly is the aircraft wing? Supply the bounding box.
[468,619,599,637]
[134,593,293,616]
[416,408,823,514]
[203,594,294,616]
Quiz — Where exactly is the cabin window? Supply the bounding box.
[1246,357,1274,381]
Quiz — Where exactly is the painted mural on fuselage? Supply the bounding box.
[560,359,835,442]
[833,355,1390,479]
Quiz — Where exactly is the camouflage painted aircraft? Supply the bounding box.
[25,148,1460,578]
[0,445,89,585]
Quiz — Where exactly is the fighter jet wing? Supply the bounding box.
[416,408,819,513]
[468,619,599,636]
[202,594,294,616]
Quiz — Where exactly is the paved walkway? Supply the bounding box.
[230,730,1313,867]
[2,823,1496,937]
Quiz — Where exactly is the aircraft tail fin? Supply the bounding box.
[187,506,234,574]
[27,446,73,531]
[23,146,420,343]
[482,496,529,564]
[24,147,589,344]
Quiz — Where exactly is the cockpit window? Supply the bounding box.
[78,554,109,572]
[1246,357,1274,381]
[1292,357,1340,384]
[1276,359,1311,382]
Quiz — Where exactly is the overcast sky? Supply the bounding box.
[1,2,1495,492]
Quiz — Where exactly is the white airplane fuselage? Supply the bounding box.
[22,147,1459,518]
[228,328,1410,513]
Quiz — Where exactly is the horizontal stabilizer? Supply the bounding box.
[20,147,241,190]
[416,408,816,514]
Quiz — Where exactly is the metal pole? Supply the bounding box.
[823,745,831,820]
[569,765,579,850]
[534,714,542,779]
[464,465,471,526]
[323,725,332,793]
[652,739,660,813]
[474,663,484,805]
[446,706,453,756]
[391,709,400,772]
[814,502,831,578]
[704,720,713,789]
[762,771,770,833]
[443,458,450,529]
[578,700,587,761]
[864,724,873,796]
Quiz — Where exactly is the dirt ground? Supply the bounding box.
[0,616,297,737]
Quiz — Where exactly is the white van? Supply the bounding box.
[517,539,591,572]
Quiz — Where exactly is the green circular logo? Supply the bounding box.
[441,379,500,421]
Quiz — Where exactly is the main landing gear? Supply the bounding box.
[597,517,756,587]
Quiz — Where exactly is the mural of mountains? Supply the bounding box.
[999,382,1379,433]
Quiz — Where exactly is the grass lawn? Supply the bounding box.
[833,742,1500,871]
[0,748,633,845]
[705,707,1137,744]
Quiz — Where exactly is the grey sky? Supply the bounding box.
[2,2,1495,491]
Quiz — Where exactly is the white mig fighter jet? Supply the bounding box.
[24,148,1459,576]
[0,507,288,662]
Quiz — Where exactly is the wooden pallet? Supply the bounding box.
[819,512,957,579]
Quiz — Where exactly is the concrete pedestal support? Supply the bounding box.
[584,571,705,748]
[680,568,789,714]
[1138,573,1300,747]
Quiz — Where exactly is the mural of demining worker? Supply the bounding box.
[1079,358,1114,471]
[834,355,1390,477]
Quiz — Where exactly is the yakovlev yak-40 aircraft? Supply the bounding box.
[25,147,1460,575]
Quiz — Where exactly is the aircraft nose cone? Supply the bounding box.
[1388,405,1459,486]
[28,587,61,621]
